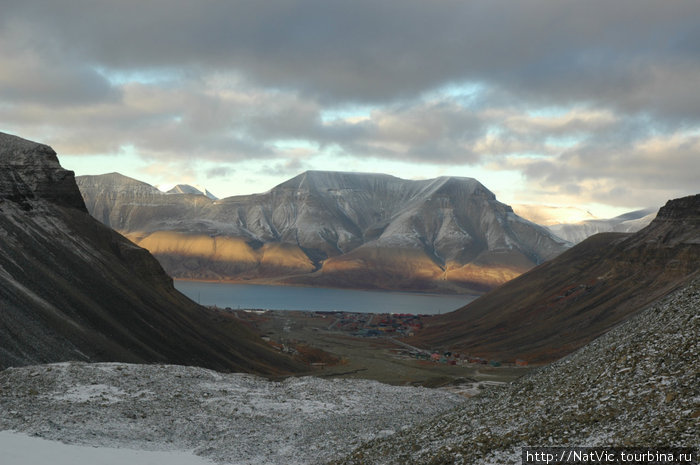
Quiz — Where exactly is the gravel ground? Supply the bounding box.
[0,362,464,464]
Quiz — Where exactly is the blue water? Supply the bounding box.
[174,281,476,315]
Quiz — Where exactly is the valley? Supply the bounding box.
[0,132,697,465]
[234,309,528,388]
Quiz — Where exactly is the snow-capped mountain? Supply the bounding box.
[77,170,569,293]
[546,208,657,244]
[513,204,657,244]
[165,183,218,200]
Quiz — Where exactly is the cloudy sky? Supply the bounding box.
[2,0,698,217]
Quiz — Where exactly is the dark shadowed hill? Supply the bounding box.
[410,194,699,364]
[77,171,568,294]
[0,132,303,374]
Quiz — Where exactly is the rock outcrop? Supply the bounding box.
[77,171,569,293]
[0,132,302,374]
[0,133,86,210]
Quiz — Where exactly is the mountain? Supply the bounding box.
[547,207,657,243]
[409,194,699,363]
[76,171,569,294]
[513,203,657,244]
[336,276,699,464]
[166,183,219,200]
[0,132,302,374]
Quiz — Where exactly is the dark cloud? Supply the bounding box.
[2,0,699,116]
[259,158,308,177]
[1,0,698,208]
[205,166,235,179]
[0,25,120,106]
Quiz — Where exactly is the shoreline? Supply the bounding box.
[172,277,483,299]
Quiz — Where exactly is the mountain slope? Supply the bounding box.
[336,276,699,464]
[410,194,699,363]
[0,132,302,374]
[77,171,568,293]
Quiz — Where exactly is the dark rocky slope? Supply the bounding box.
[0,132,302,374]
[335,276,699,464]
[411,194,699,364]
[77,171,568,294]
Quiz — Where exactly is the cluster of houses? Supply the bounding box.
[394,346,529,368]
[313,310,531,368]
[402,350,501,366]
[355,313,424,336]
[317,311,425,336]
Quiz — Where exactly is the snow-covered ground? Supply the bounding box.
[0,363,464,465]
[0,431,213,465]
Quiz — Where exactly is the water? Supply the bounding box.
[174,280,476,315]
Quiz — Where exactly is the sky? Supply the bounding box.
[1,0,698,219]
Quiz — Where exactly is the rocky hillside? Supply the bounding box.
[411,194,700,364]
[335,276,700,464]
[77,171,568,293]
[0,132,302,374]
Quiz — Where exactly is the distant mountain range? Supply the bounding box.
[513,204,657,244]
[545,208,657,243]
[411,193,700,364]
[76,171,569,294]
[0,132,302,374]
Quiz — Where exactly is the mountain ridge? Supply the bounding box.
[77,170,568,294]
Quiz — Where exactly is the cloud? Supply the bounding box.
[500,130,700,207]
[3,0,699,114]
[1,0,699,209]
[205,166,235,179]
[259,158,309,177]
[0,24,120,106]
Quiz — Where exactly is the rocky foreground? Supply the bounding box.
[335,277,700,464]
[2,278,696,465]
[0,363,463,465]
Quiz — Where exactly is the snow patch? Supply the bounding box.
[0,431,214,465]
